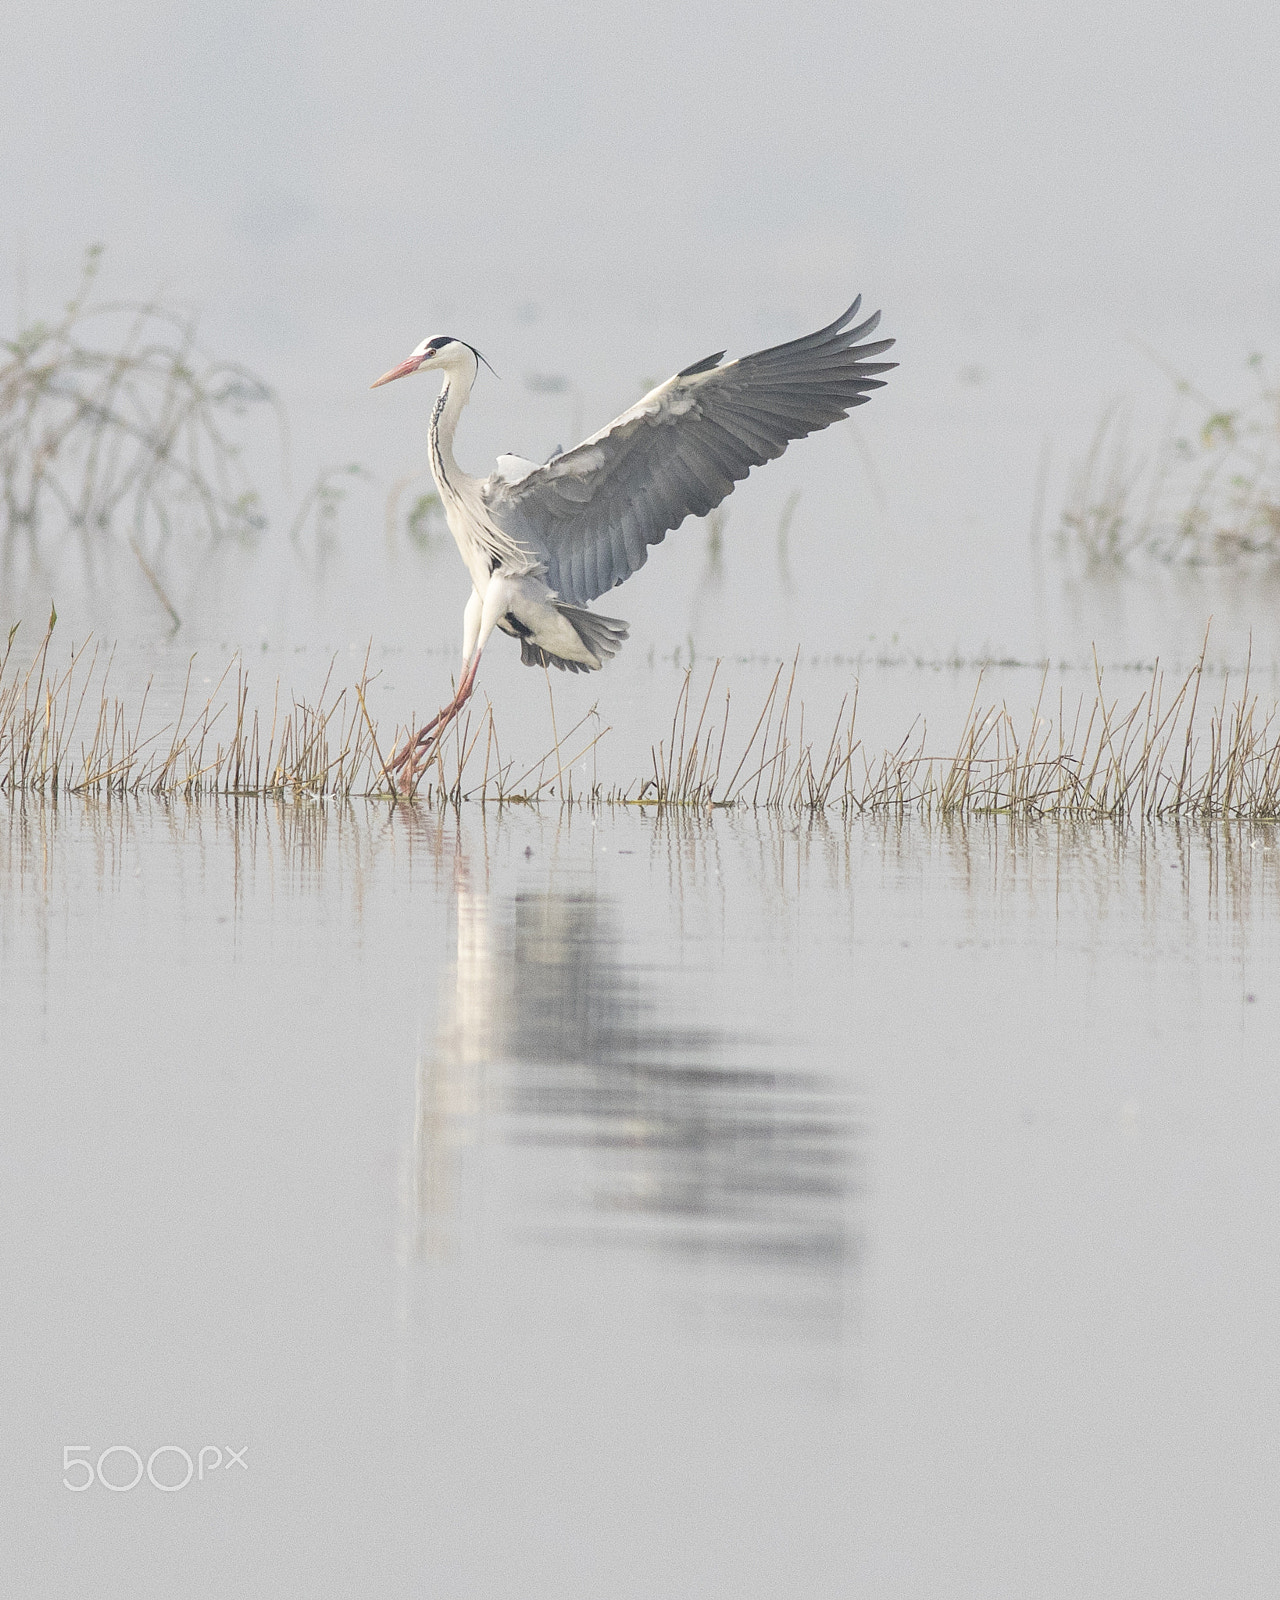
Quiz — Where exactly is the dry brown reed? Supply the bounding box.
[0,616,609,805]
[0,616,379,799]
[3,621,1280,819]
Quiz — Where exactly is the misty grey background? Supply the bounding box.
[7,0,1279,324]
[5,0,1280,698]
[5,0,1280,759]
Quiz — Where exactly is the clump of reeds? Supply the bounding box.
[632,656,857,811]
[1058,353,1280,567]
[3,618,1280,819]
[1,247,276,619]
[0,614,609,804]
[0,614,383,799]
[602,645,1280,820]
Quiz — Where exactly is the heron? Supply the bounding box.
[371,297,895,778]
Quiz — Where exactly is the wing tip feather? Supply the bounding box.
[677,349,727,379]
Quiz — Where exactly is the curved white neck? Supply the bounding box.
[428,365,475,492]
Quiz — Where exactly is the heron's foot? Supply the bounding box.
[388,695,468,790]
[385,655,482,794]
[387,718,445,792]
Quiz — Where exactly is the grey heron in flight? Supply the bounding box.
[372,297,895,778]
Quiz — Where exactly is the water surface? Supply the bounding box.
[3,800,1276,1597]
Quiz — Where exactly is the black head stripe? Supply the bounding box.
[425,336,499,378]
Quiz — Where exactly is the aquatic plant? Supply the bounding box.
[1058,353,1280,567]
[3,617,1279,817]
[384,479,446,553]
[289,464,370,550]
[0,612,608,804]
[1057,404,1150,564]
[0,247,276,620]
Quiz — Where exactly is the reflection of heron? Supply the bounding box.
[415,853,860,1332]
[371,300,896,777]
[412,852,497,1254]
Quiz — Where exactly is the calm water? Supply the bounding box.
[3,799,1277,1598]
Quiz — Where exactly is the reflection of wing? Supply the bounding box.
[482,300,896,605]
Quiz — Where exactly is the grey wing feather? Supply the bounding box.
[482,298,896,605]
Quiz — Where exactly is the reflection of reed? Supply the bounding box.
[415,862,860,1331]
[4,798,1275,932]
[0,792,399,931]
[847,812,1280,934]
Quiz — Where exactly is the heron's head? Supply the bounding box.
[371,335,486,388]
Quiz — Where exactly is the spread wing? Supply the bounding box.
[481,298,896,605]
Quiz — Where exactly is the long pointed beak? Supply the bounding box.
[370,354,423,389]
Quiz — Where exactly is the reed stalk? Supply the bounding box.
[3,622,1280,819]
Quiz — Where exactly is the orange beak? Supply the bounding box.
[370,353,424,389]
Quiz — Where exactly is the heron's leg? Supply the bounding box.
[460,587,482,667]
[388,592,490,779]
[389,583,516,787]
[389,649,486,788]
